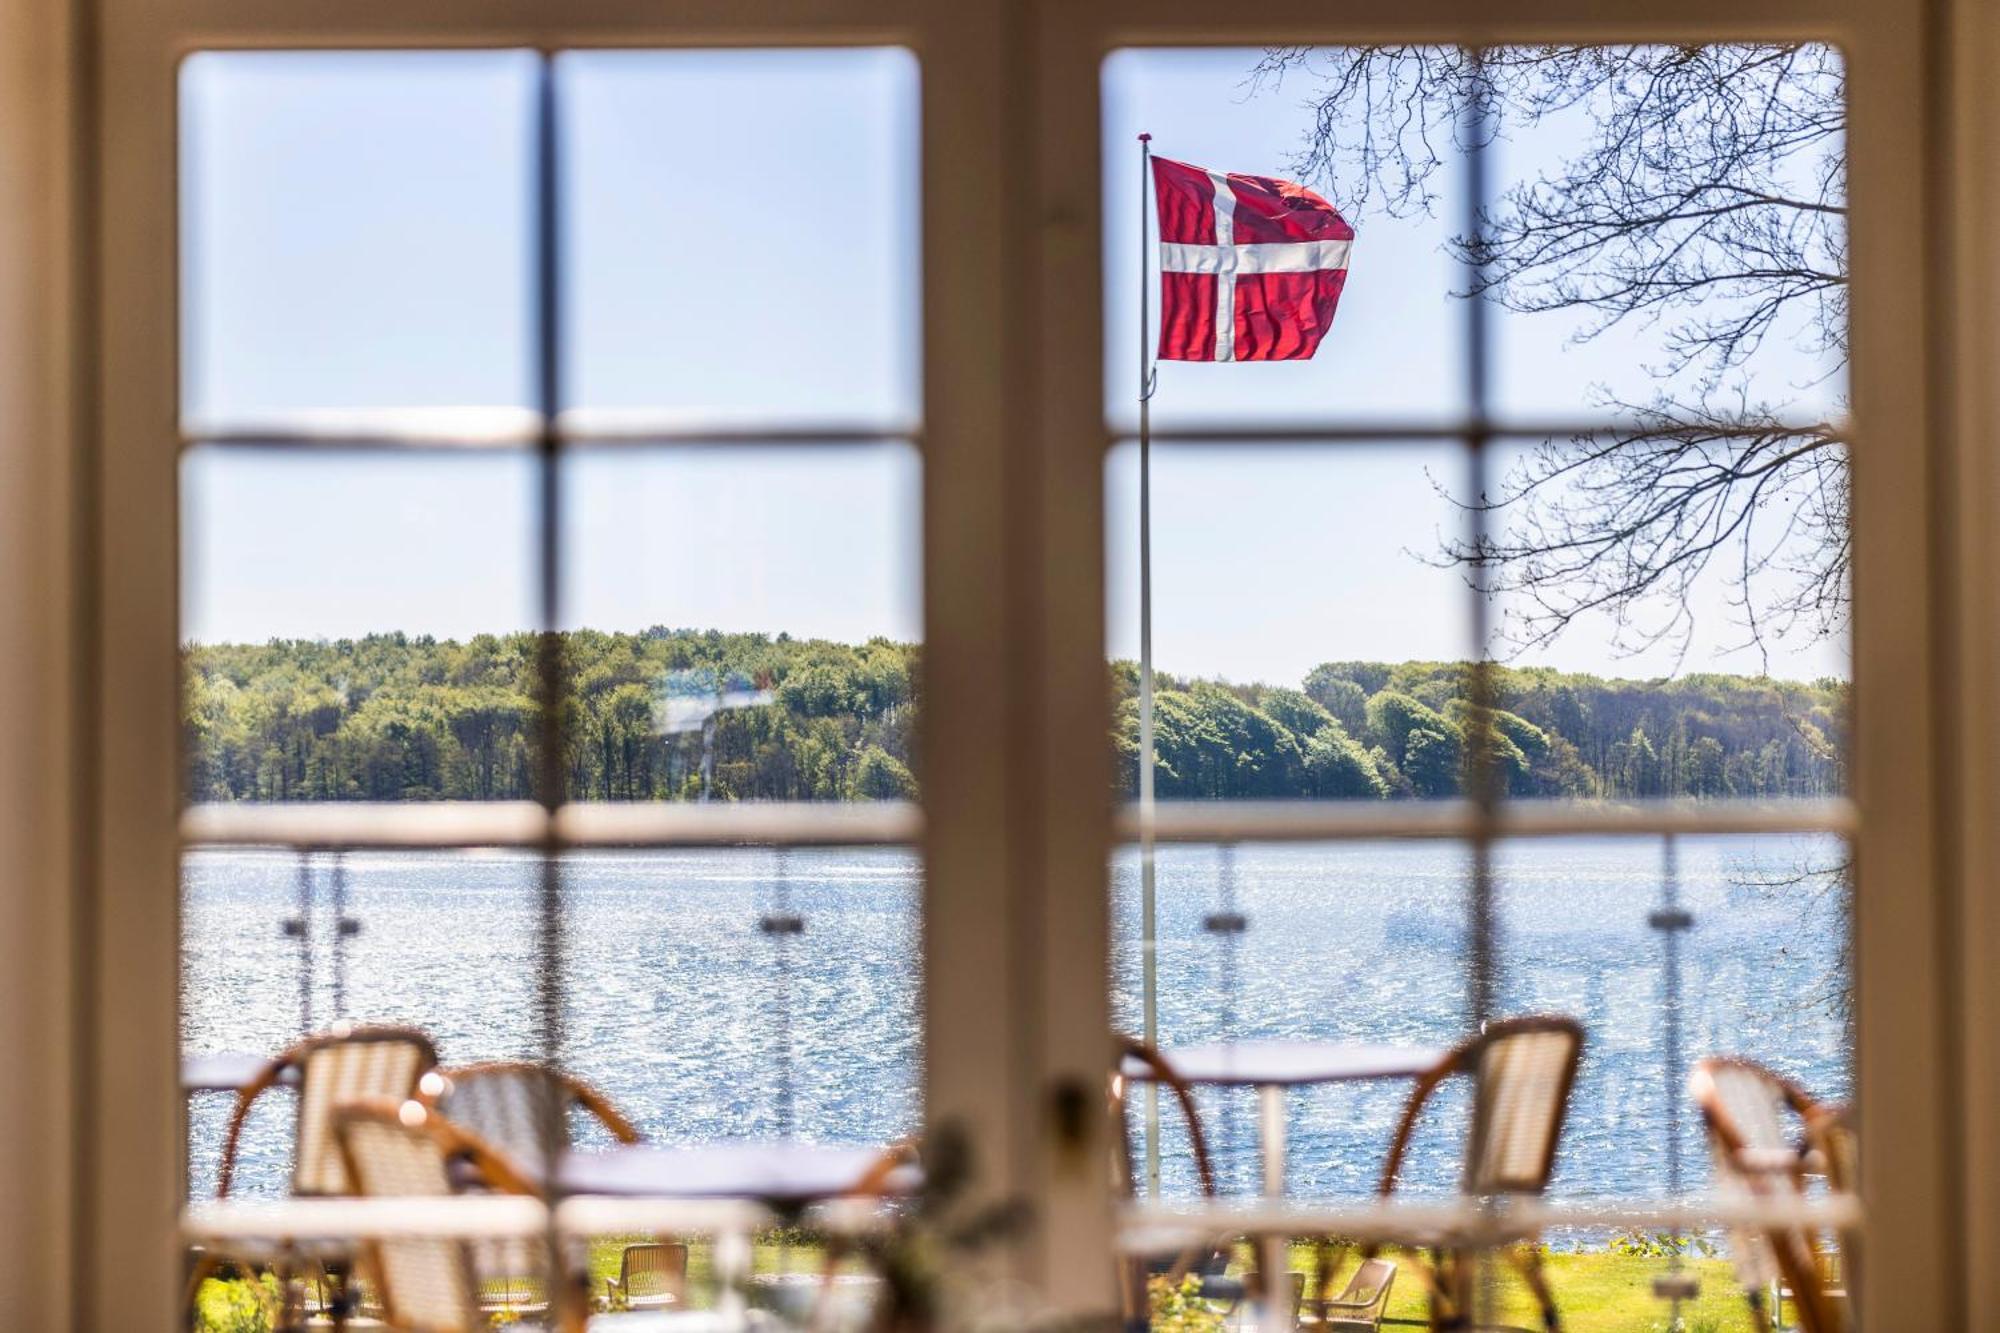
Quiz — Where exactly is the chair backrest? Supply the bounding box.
[1110,1038,1220,1331]
[333,1097,535,1333]
[619,1242,690,1303]
[1380,1015,1586,1199]
[427,1060,641,1176]
[218,1023,439,1198]
[1111,1037,1217,1200]
[1690,1056,1847,1333]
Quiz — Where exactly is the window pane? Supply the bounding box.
[559,50,920,431]
[1102,48,1466,431]
[183,848,545,1197]
[1113,840,1471,1198]
[180,448,539,803]
[558,847,920,1146]
[561,443,920,802]
[180,52,537,434]
[1495,833,1851,1205]
[1106,442,1473,801]
[1487,44,1848,425]
[1473,436,1850,799]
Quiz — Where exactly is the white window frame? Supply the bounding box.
[74,0,1969,1328]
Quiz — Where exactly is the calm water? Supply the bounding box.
[184,834,1846,1205]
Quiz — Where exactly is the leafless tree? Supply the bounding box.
[1251,44,1848,670]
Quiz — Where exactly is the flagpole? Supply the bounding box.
[1137,131,1162,1197]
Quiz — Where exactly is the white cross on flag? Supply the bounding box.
[1152,155,1354,362]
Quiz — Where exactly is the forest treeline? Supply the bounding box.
[184,630,1845,803]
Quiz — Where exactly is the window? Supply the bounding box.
[1104,43,1857,1326]
[78,1,1952,1329]
[175,42,925,1313]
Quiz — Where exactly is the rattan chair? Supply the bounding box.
[334,1096,538,1333]
[1361,1015,1586,1333]
[604,1242,689,1312]
[216,1023,441,1199]
[1111,1037,1248,1331]
[1315,1256,1398,1331]
[1690,1057,1852,1333]
[426,1060,643,1169]
[422,1061,644,1319]
[192,1025,441,1324]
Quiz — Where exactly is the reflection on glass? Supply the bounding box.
[180,51,537,431]
[562,444,921,802]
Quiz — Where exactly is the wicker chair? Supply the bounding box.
[216,1023,441,1199]
[1363,1015,1586,1332]
[1690,1057,1852,1333]
[1111,1037,1248,1331]
[426,1060,643,1169]
[191,1025,440,1324]
[333,1096,538,1332]
[422,1061,643,1319]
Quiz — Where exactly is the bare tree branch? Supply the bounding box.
[1253,44,1848,665]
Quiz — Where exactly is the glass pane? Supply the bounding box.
[1106,442,1473,800]
[559,49,920,431]
[183,847,545,1198]
[1113,841,1472,1199]
[561,443,921,802]
[1103,48,1466,432]
[558,847,921,1147]
[180,52,537,434]
[1495,830,1851,1211]
[180,448,539,802]
[1487,44,1848,425]
[1470,436,1850,798]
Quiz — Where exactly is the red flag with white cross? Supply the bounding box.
[1151,156,1354,362]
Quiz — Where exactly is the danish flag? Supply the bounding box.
[1152,155,1354,362]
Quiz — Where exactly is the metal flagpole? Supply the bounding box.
[1137,132,1162,1195]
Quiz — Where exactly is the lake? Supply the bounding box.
[184,833,1847,1207]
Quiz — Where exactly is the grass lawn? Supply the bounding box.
[199,1239,1766,1330]
[1360,1250,1755,1331]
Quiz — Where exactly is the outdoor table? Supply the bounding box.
[559,1141,913,1204]
[1121,1039,1445,1195]
[1122,1039,1446,1333]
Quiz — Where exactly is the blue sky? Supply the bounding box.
[179,46,1847,686]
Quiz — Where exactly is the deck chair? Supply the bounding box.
[1111,1037,1248,1332]
[1314,1256,1397,1331]
[1690,1057,1851,1333]
[425,1061,643,1318]
[604,1242,689,1311]
[1361,1015,1585,1333]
